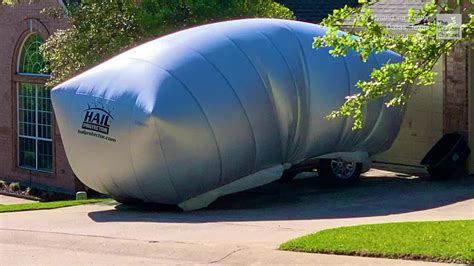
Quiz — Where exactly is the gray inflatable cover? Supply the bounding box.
[52,19,404,210]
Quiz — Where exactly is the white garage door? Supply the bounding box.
[373,57,444,167]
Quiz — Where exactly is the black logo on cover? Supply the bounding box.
[82,103,114,135]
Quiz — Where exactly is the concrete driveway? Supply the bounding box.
[1,169,473,265]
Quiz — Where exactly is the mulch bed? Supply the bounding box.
[0,190,41,201]
[0,186,72,202]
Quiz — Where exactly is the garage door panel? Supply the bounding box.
[432,113,443,132]
[409,91,431,110]
[373,58,444,168]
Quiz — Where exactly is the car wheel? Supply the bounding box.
[318,158,362,186]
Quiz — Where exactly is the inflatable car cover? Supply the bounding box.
[52,19,404,210]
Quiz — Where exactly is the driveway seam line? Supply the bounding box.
[209,247,248,264]
[0,228,201,246]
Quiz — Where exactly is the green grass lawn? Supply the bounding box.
[280,220,474,263]
[0,198,112,213]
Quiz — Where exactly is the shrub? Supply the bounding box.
[25,187,34,195]
[0,180,6,188]
[9,182,21,192]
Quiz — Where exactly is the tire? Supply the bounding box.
[318,158,362,186]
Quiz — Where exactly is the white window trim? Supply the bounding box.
[17,83,53,173]
[16,32,53,173]
[16,32,48,76]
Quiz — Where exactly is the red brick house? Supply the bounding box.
[0,0,472,194]
[0,0,76,193]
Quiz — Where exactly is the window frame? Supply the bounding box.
[14,32,54,173]
[17,83,54,173]
[16,33,49,77]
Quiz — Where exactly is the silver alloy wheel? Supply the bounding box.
[330,158,356,179]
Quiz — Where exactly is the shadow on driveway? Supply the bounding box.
[88,172,474,223]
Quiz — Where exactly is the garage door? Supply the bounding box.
[373,57,444,167]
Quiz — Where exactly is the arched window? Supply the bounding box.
[18,34,46,74]
[16,33,53,172]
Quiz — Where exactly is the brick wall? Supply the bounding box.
[0,0,77,194]
[441,0,472,139]
[443,45,470,139]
